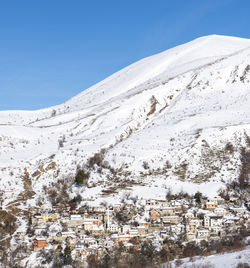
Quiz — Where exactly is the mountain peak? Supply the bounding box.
[0,36,250,201]
[191,34,250,44]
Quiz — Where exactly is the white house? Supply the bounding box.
[197,229,210,239]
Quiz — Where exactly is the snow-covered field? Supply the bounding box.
[0,34,250,207]
[160,246,250,268]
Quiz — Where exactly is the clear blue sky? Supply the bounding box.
[0,0,250,110]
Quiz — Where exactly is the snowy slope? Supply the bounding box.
[162,246,250,268]
[0,34,250,206]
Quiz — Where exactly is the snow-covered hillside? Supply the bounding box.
[161,245,250,268]
[1,34,250,207]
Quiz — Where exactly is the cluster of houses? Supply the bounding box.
[10,195,250,262]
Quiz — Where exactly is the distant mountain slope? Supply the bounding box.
[0,35,250,206]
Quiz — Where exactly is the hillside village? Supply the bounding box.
[0,35,250,267]
[0,186,249,267]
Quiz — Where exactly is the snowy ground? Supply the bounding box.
[159,246,250,268]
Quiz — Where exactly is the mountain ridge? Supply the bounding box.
[0,35,250,207]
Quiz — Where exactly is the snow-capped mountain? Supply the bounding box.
[1,35,250,206]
